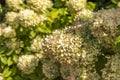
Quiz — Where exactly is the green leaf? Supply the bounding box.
[0,56,7,64]
[0,49,5,54]
[112,0,120,4]
[28,74,40,80]
[106,4,116,8]
[115,36,120,52]
[86,2,96,11]
[12,55,18,63]
[38,24,51,33]
[54,0,63,8]
[51,9,59,19]
[11,66,17,76]
[58,8,67,15]
[115,36,120,45]
[30,30,36,38]
[0,46,5,54]
[14,76,23,80]
[6,50,14,56]
[7,57,13,66]
[3,67,12,77]
[7,77,13,80]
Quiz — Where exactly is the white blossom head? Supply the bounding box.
[42,59,60,79]
[5,40,22,50]
[16,9,41,27]
[90,8,120,51]
[117,2,120,7]
[102,53,120,79]
[42,23,101,65]
[67,0,87,12]
[5,12,18,25]
[26,0,53,12]
[2,26,16,38]
[74,9,93,21]
[6,0,24,11]
[30,36,43,52]
[17,54,39,74]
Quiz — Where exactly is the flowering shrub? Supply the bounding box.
[0,0,120,80]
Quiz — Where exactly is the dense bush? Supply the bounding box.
[0,0,120,80]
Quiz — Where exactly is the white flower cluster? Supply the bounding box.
[30,36,43,52]
[60,64,100,80]
[102,53,120,80]
[90,8,120,51]
[5,39,23,50]
[118,2,120,7]
[42,22,101,65]
[67,0,86,11]
[42,59,60,79]
[74,9,93,21]
[43,29,83,64]
[16,9,43,27]
[6,0,24,11]
[0,25,16,38]
[5,12,18,24]
[26,0,53,12]
[17,54,39,74]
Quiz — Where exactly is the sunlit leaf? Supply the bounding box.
[3,67,12,77]
[0,56,7,64]
[7,57,13,66]
[7,77,13,80]
[12,55,18,63]
[112,0,120,4]
[14,76,23,80]
[86,2,96,11]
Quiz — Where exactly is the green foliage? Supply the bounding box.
[86,2,96,11]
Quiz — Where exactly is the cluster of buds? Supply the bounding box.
[0,24,16,38]
[5,0,24,11]
[16,9,42,27]
[5,12,18,25]
[5,39,23,50]
[60,64,100,80]
[102,53,120,80]
[17,54,39,74]
[67,0,86,12]
[42,59,60,79]
[42,21,101,66]
[90,8,120,51]
[74,9,93,21]
[30,36,43,52]
[26,0,53,13]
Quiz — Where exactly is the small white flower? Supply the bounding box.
[117,2,120,7]
[17,54,39,74]
[5,12,18,24]
[68,0,86,11]
[30,36,43,52]
[26,0,53,12]
[3,26,16,38]
[17,9,42,27]
[6,0,24,10]
[74,9,93,21]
